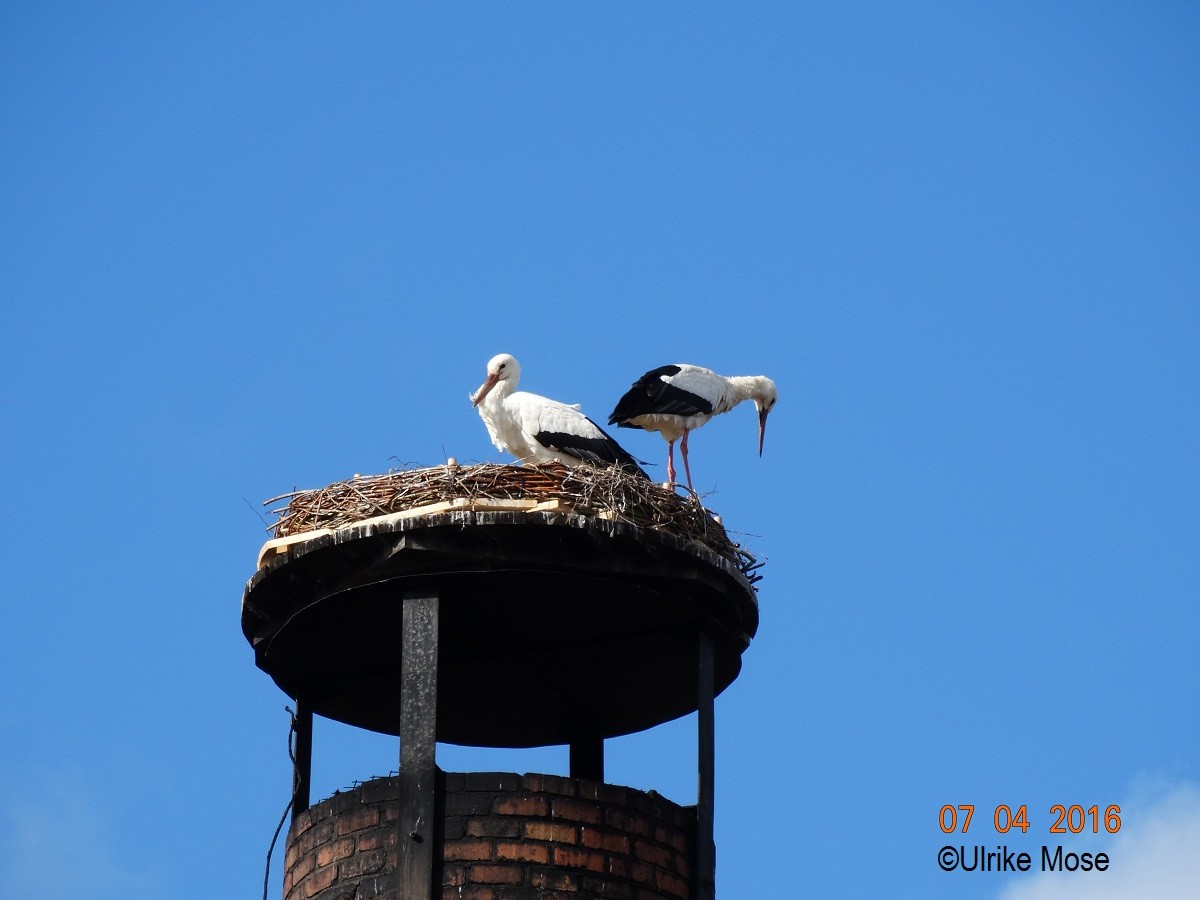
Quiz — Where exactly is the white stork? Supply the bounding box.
[608,364,778,491]
[471,353,648,479]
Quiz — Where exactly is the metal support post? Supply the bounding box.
[291,698,313,823]
[396,591,439,899]
[697,629,716,900]
[569,736,604,782]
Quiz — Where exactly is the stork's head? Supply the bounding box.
[471,353,521,406]
[751,377,778,456]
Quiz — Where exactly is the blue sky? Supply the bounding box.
[2,3,1198,898]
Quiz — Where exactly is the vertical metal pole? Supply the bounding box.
[697,629,716,900]
[569,736,604,782]
[397,591,439,899]
[291,698,313,824]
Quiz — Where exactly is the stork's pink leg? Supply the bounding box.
[666,440,677,485]
[680,429,695,492]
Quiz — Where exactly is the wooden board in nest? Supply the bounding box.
[263,462,762,582]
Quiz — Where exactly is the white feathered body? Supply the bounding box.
[476,389,593,467]
[471,354,648,477]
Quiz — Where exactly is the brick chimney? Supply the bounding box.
[243,496,758,899]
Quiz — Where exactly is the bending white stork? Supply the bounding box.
[471,353,648,479]
[608,364,777,491]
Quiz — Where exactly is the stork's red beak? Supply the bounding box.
[758,408,769,456]
[471,373,499,407]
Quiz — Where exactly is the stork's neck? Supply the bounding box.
[727,375,771,405]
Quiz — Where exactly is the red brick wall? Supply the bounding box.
[284,772,696,900]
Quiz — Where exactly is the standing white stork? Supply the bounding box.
[471,353,649,479]
[608,364,777,491]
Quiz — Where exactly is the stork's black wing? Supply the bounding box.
[535,419,650,479]
[609,365,713,425]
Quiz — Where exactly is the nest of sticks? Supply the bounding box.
[264,462,762,583]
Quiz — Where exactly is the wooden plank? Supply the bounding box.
[396,592,439,899]
[697,629,716,900]
[258,499,563,565]
[343,497,574,534]
[256,530,334,568]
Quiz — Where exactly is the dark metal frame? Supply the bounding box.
[569,736,605,782]
[291,701,313,822]
[697,629,716,900]
[396,591,439,899]
[286,620,720,898]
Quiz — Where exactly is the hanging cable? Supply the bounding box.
[263,706,300,900]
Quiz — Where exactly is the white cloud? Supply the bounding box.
[997,780,1200,900]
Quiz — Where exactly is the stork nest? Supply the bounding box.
[264,462,762,583]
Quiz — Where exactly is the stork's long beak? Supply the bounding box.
[758,408,769,456]
[471,373,499,407]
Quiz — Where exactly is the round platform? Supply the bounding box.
[241,509,759,747]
